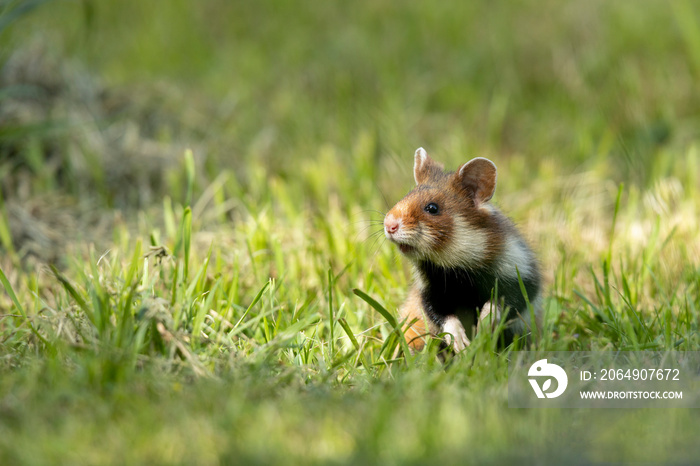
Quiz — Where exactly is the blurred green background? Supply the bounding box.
[2,1,700,464]
[3,0,699,210]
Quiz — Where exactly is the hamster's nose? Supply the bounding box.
[384,217,399,234]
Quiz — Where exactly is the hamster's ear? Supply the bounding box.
[455,157,497,204]
[413,147,442,184]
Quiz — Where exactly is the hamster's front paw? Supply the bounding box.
[442,315,470,352]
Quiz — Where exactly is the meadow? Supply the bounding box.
[1,1,700,464]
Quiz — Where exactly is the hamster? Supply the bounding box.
[383,147,542,352]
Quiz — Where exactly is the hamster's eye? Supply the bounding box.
[424,203,439,214]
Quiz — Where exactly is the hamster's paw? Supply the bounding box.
[442,315,470,352]
[478,300,502,333]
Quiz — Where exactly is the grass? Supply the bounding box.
[1,0,700,464]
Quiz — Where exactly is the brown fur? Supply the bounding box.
[398,288,433,351]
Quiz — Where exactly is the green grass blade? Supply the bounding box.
[516,267,538,341]
[328,268,334,357]
[50,265,95,325]
[607,183,624,268]
[182,207,192,281]
[123,240,143,287]
[0,266,51,347]
[338,317,369,370]
[0,190,17,263]
[184,148,195,207]
[353,288,397,328]
[230,280,270,335]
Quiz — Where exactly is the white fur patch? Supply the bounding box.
[496,236,533,279]
[431,216,489,269]
[480,203,497,214]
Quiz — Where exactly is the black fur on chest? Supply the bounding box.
[416,261,538,326]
